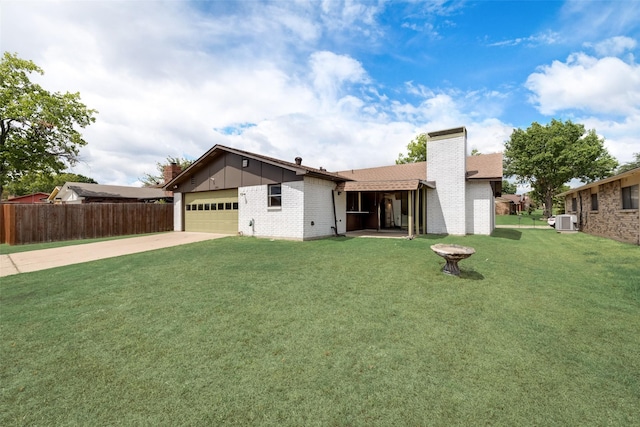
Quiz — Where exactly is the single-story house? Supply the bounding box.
[557,167,640,245]
[164,127,502,240]
[5,192,50,204]
[495,193,528,215]
[51,182,172,204]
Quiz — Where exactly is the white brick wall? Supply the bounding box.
[426,131,467,235]
[238,182,304,240]
[303,177,344,239]
[466,182,494,235]
[238,177,343,240]
[173,192,183,231]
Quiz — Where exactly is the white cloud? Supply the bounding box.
[309,51,368,107]
[576,114,640,164]
[526,52,640,116]
[488,31,560,48]
[586,36,637,57]
[2,0,512,185]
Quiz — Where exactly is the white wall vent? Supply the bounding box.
[556,214,577,232]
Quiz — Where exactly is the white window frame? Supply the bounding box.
[268,184,282,207]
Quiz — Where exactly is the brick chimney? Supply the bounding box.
[163,162,182,185]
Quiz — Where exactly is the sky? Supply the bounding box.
[2,0,639,187]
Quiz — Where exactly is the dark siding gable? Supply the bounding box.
[179,151,303,193]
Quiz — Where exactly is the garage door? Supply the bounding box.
[184,189,238,234]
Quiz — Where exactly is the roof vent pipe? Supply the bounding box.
[295,157,302,165]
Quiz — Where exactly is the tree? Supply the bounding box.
[617,152,640,174]
[396,133,427,164]
[140,156,193,187]
[471,148,481,156]
[5,171,96,196]
[501,180,517,194]
[504,119,618,218]
[0,52,97,198]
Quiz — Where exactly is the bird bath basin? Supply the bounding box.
[430,244,476,276]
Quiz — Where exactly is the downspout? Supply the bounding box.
[331,189,340,236]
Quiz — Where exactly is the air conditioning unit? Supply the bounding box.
[556,214,577,232]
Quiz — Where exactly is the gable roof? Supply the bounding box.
[164,144,502,193]
[557,167,640,197]
[164,145,349,189]
[57,182,168,201]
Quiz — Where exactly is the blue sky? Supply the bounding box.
[2,0,639,186]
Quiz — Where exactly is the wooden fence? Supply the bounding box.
[1,203,174,245]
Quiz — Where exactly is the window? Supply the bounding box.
[268,184,282,207]
[242,158,249,168]
[204,203,210,211]
[197,204,204,211]
[218,203,224,210]
[211,203,217,211]
[572,197,577,212]
[591,193,598,211]
[622,184,639,209]
[232,202,239,210]
[186,204,191,211]
[225,202,232,210]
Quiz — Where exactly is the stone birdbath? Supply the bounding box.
[430,244,476,277]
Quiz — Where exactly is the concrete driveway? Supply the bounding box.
[0,232,228,277]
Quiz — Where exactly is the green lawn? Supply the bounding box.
[495,211,550,227]
[1,230,639,426]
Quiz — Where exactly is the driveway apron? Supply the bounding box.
[0,232,227,277]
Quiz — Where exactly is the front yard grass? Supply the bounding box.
[1,230,639,425]
[495,212,549,227]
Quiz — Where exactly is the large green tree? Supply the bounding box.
[396,133,427,164]
[6,171,97,196]
[0,52,97,198]
[501,180,517,194]
[504,119,618,218]
[140,156,193,187]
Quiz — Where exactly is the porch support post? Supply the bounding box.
[408,190,414,236]
[376,192,381,231]
[422,187,427,235]
[413,190,420,235]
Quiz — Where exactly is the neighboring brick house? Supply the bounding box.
[558,167,640,245]
[495,194,527,215]
[164,126,503,240]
